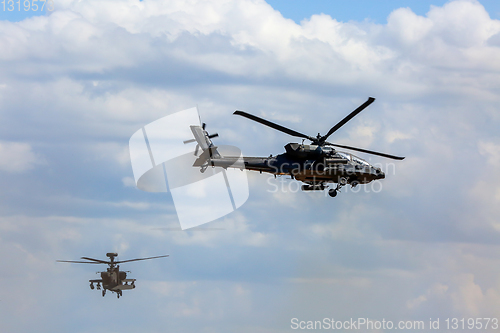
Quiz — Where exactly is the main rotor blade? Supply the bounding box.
[56,260,105,264]
[326,142,405,160]
[80,257,111,264]
[321,97,375,142]
[115,255,169,264]
[234,111,314,141]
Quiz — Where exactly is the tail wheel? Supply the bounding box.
[102,289,106,297]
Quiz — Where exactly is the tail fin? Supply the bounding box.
[190,125,221,166]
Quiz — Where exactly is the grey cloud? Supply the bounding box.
[0,0,500,332]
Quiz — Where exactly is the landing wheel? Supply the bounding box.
[90,283,94,290]
[351,180,359,188]
[117,293,120,299]
[102,289,106,297]
[328,189,337,197]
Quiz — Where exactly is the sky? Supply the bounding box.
[266,0,500,23]
[0,0,500,332]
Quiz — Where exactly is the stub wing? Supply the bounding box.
[113,279,136,291]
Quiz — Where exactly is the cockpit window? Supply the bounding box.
[337,152,351,161]
[352,155,370,166]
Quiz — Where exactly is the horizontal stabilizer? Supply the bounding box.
[193,147,219,166]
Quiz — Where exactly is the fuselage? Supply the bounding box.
[99,266,135,292]
[210,143,385,186]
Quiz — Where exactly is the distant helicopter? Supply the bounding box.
[57,253,168,298]
[185,97,404,197]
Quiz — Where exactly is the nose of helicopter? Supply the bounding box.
[375,168,385,179]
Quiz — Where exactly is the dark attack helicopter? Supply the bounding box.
[57,253,168,298]
[185,97,404,197]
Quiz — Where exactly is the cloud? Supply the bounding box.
[478,140,500,166]
[0,0,500,332]
[0,141,42,172]
[0,0,496,96]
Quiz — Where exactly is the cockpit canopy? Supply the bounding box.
[337,152,370,166]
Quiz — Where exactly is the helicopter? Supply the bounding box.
[184,97,404,197]
[57,253,169,298]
